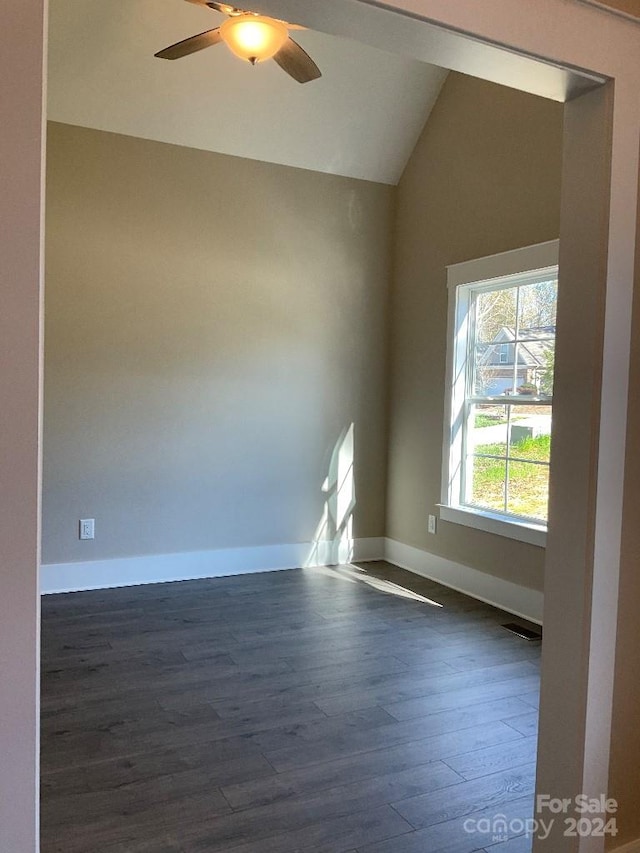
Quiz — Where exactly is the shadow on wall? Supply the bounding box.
[306,424,355,567]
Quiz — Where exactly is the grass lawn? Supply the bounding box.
[474,414,503,428]
[471,434,550,520]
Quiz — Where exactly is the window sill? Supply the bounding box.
[438,504,547,547]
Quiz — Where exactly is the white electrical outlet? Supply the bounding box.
[79,518,95,540]
[428,514,437,535]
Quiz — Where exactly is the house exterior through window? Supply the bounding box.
[440,241,559,547]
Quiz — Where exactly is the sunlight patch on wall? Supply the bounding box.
[306,423,355,567]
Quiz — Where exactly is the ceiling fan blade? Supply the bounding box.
[184,0,244,13]
[273,37,321,83]
[155,27,222,60]
[184,1,304,24]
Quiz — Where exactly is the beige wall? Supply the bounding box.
[386,73,563,592]
[43,123,393,565]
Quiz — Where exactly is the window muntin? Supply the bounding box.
[452,269,557,526]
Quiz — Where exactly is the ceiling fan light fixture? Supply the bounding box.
[220,14,288,64]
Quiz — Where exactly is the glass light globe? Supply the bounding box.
[220,15,288,64]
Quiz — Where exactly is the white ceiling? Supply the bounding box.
[47,0,448,185]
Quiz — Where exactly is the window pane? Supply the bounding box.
[468,455,506,513]
[475,287,516,344]
[507,461,550,521]
[511,342,527,396]
[473,342,516,396]
[517,280,556,398]
[518,279,557,330]
[514,337,555,397]
[469,404,508,456]
[509,406,552,462]
[450,261,558,527]
[538,339,555,397]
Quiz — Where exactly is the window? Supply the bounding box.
[440,241,559,546]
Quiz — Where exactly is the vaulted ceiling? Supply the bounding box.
[47,0,448,185]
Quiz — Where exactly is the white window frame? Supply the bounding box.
[439,239,559,548]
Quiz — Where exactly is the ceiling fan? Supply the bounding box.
[155,0,322,84]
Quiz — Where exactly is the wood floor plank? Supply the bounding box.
[381,674,540,722]
[224,754,461,812]
[315,666,538,718]
[41,744,276,798]
[443,736,538,780]
[41,700,329,773]
[236,705,396,755]
[502,712,538,738]
[263,710,526,775]
[207,657,457,719]
[358,794,534,853]
[98,806,408,853]
[42,766,231,828]
[443,646,541,672]
[390,763,536,830]
[76,780,415,853]
[390,634,540,667]
[186,805,412,853]
[519,690,541,709]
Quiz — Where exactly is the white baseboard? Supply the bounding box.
[40,537,385,594]
[384,537,543,625]
[611,841,640,853]
[41,535,541,625]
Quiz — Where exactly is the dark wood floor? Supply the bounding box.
[40,561,541,853]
